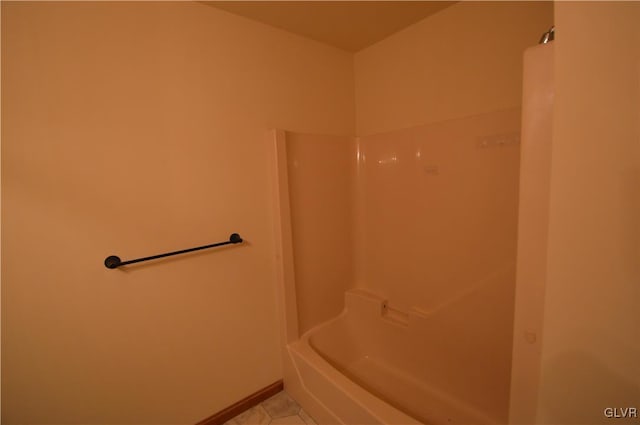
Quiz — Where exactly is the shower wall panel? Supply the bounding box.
[509,43,553,424]
[358,108,521,358]
[285,132,356,334]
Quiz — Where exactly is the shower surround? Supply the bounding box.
[270,107,521,424]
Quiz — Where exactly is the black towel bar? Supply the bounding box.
[104,233,243,269]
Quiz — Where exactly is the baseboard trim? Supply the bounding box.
[195,380,284,425]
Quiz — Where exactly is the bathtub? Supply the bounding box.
[270,129,512,424]
[285,287,511,425]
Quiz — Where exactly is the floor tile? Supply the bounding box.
[261,391,301,419]
[229,404,271,425]
[269,415,307,425]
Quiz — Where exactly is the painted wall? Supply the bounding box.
[1,2,354,424]
[536,2,640,423]
[354,1,554,136]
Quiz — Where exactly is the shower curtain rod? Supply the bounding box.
[104,233,243,269]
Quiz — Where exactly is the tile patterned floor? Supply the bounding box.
[225,391,317,425]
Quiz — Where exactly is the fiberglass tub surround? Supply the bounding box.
[275,108,521,425]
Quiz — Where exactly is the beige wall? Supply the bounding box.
[1,2,354,424]
[536,2,640,423]
[354,1,553,136]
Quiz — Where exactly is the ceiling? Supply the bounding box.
[204,1,456,52]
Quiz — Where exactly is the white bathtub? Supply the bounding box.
[285,286,511,425]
